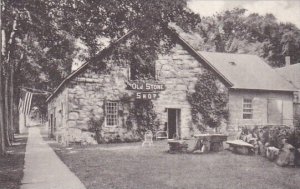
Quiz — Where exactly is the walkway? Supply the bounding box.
[21,127,86,189]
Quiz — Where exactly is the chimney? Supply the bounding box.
[285,56,291,66]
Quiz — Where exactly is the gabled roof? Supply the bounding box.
[46,28,296,103]
[275,63,300,89]
[46,28,234,102]
[46,30,136,102]
[198,51,296,92]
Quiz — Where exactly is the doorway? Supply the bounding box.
[167,108,181,139]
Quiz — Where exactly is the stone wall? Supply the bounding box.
[64,43,224,141]
[47,88,69,135]
[228,89,294,131]
[67,63,140,142]
[48,42,231,142]
[153,44,209,138]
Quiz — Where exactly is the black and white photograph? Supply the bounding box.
[0,0,300,188]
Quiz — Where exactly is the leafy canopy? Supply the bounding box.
[196,8,300,67]
[4,0,201,90]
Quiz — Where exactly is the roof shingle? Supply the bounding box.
[276,63,300,89]
[198,51,296,91]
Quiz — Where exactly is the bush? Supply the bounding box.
[187,70,229,130]
[239,125,298,149]
[128,99,159,136]
[87,116,105,144]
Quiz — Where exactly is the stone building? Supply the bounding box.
[200,52,296,129]
[46,30,296,143]
[276,62,300,125]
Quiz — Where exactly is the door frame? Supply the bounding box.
[167,108,181,139]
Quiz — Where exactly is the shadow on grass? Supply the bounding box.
[0,134,28,189]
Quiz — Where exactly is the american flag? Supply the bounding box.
[19,92,33,115]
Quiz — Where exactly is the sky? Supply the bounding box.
[187,0,300,28]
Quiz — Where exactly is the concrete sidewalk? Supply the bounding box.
[21,127,86,189]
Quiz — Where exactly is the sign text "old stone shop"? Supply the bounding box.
[127,81,165,91]
[127,81,166,100]
[136,92,159,100]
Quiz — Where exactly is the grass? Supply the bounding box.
[50,140,300,189]
[0,134,27,189]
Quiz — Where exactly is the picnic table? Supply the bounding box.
[194,134,228,152]
[226,140,254,155]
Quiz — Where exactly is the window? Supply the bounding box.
[105,101,118,127]
[243,98,253,119]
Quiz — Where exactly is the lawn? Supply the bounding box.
[0,134,27,189]
[50,140,300,189]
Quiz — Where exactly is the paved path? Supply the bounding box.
[21,127,86,189]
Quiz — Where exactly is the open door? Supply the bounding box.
[167,108,181,139]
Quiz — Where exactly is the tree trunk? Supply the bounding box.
[0,66,5,155]
[3,11,18,146]
[14,52,24,134]
[0,0,6,155]
[4,76,11,146]
[9,65,14,141]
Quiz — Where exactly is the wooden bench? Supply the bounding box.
[226,140,254,155]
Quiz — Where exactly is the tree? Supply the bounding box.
[195,8,300,67]
[0,0,76,152]
[0,0,5,155]
[0,0,201,154]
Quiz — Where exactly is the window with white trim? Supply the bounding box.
[243,98,253,119]
[105,101,118,127]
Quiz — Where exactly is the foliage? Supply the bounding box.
[239,125,300,149]
[3,0,75,89]
[52,0,200,52]
[287,127,300,149]
[87,112,105,144]
[127,99,159,135]
[0,0,200,153]
[187,70,229,130]
[1,1,77,143]
[51,0,200,77]
[195,8,300,67]
[4,0,201,111]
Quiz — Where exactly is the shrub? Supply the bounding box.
[87,116,105,144]
[187,70,229,131]
[128,99,160,136]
